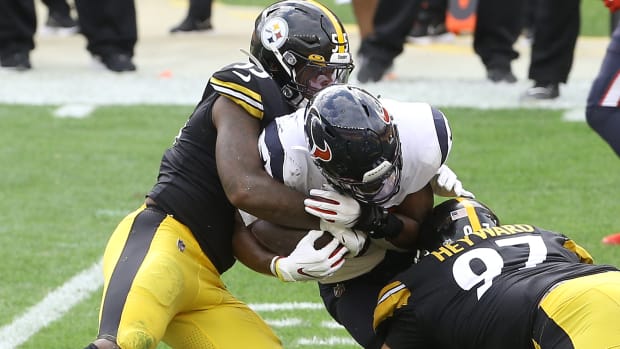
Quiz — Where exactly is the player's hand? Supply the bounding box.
[430,165,475,198]
[320,220,368,257]
[270,230,348,282]
[304,188,361,227]
[605,0,620,12]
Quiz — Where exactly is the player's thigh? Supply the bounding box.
[164,297,282,349]
[539,272,620,349]
[100,207,200,349]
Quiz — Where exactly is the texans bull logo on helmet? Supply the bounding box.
[307,109,333,162]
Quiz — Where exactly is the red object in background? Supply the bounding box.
[446,0,478,34]
[602,232,620,245]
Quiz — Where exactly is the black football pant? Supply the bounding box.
[318,251,413,349]
[187,0,213,22]
[0,0,36,55]
[358,0,419,66]
[474,0,580,83]
[74,0,137,57]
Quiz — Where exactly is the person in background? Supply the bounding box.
[407,0,452,44]
[0,0,136,72]
[373,197,620,349]
[40,0,79,35]
[170,0,214,33]
[473,0,580,100]
[586,0,620,157]
[355,0,418,83]
[74,0,137,72]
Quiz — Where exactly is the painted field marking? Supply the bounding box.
[0,260,104,349]
[0,262,346,349]
[53,104,96,119]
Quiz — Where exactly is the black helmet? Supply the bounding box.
[421,197,500,249]
[250,0,354,105]
[304,84,402,204]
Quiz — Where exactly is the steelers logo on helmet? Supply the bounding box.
[260,17,289,51]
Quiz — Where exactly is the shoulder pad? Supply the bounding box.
[209,62,290,122]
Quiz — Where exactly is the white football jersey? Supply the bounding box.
[243,98,452,283]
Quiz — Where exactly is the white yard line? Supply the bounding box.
[0,262,339,349]
[0,260,104,349]
[53,104,96,119]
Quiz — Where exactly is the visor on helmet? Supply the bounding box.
[331,152,402,204]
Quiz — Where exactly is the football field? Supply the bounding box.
[1,1,620,348]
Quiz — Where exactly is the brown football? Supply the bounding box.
[250,220,334,256]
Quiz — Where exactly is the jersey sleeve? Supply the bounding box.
[381,99,453,203]
[374,280,430,348]
[258,109,326,194]
[207,62,290,124]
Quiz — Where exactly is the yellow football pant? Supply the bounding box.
[99,205,281,349]
[533,271,620,349]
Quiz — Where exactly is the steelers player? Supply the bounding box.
[234,84,472,348]
[374,197,620,349]
[82,1,354,348]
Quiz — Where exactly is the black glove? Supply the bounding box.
[354,203,403,239]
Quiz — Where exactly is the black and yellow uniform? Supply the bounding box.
[98,62,292,349]
[374,225,620,349]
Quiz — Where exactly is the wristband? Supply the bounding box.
[270,256,283,277]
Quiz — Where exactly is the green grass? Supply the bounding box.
[219,0,611,37]
[1,104,619,348]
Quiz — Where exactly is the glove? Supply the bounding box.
[320,220,368,257]
[430,165,475,198]
[304,188,361,228]
[270,230,348,282]
[605,0,620,12]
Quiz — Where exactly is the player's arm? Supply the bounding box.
[212,96,318,229]
[232,212,348,282]
[388,184,434,249]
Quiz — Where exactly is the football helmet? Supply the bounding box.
[304,84,402,204]
[250,0,354,105]
[421,197,500,249]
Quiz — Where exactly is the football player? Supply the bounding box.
[234,84,473,348]
[373,197,620,349]
[82,1,354,349]
[586,0,620,157]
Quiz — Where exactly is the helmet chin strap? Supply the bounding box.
[271,47,309,107]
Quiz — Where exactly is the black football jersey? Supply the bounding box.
[148,62,293,273]
[374,225,618,349]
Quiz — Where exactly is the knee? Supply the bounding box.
[88,338,120,349]
[116,329,158,349]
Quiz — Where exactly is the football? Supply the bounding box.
[250,220,334,256]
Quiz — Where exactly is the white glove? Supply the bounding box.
[270,230,348,282]
[320,220,367,257]
[430,165,475,198]
[304,188,361,228]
